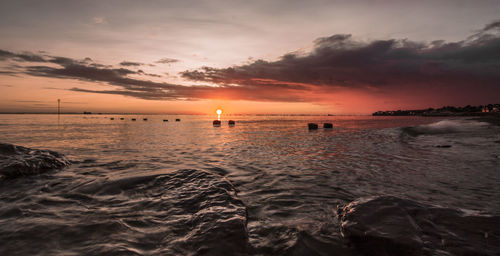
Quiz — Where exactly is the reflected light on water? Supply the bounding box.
[216,109,222,121]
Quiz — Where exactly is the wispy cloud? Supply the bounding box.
[119,61,143,67]
[92,17,108,25]
[156,58,179,64]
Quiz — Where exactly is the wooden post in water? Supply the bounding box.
[57,99,60,116]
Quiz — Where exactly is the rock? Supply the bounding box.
[0,143,70,179]
[308,123,319,130]
[0,169,249,255]
[176,118,181,122]
[435,145,452,148]
[338,196,500,256]
[213,120,221,126]
[323,123,333,129]
[74,169,249,255]
[228,120,235,126]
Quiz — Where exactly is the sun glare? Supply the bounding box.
[216,108,222,121]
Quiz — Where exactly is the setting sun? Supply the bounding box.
[216,109,222,115]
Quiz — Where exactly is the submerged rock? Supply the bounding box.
[0,143,70,178]
[18,169,249,256]
[338,196,500,256]
[435,145,452,148]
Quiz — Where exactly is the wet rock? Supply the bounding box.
[338,196,500,256]
[0,143,70,179]
[435,145,452,148]
[308,123,319,130]
[71,169,249,255]
[323,123,333,129]
[284,230,356,256]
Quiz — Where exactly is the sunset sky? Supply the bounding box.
[1,0,499,114]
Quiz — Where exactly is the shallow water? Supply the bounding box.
[1,114,499,255]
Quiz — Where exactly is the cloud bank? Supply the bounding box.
[181,21,500,95]
[1,20,500,106]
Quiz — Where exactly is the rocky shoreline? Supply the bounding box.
[1,143,500,255]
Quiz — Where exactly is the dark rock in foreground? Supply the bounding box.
[338,196,500,256]
[0,143,70,179]
[2,169,249,255]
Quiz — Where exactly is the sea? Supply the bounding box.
[1,114,499,255]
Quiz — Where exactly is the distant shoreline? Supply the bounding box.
[373,104,499,117]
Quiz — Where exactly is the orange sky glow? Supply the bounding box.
[1,1,499,114]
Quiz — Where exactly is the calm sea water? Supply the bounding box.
[1,114,499,255]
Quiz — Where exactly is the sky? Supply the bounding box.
[0,0,499,114]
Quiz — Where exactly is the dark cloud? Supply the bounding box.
[137,69,162,78]
[483,20,500,31]
[0,49,46,62]
[0,48,308,101]
[120,61,143,66]
[1,20,500,105]
[0,71,18,76]
[156,58,179,64]
[181,20,500,100]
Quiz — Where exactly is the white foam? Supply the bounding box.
[405,119,489,135]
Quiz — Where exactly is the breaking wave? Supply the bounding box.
[402,119,489,136]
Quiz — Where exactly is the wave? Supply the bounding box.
[0,142,70,179]
[338,196,500,256]
[402,119,489,136]
[0,169,249,255]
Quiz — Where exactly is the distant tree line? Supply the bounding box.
[373,104,500,116]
